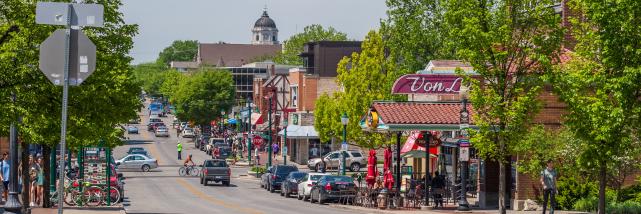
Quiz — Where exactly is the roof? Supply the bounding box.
[254,10,276,28]
[365,101,476,131]
[429,60,471,68]
[277,125,319,139]
[197,43,281,67]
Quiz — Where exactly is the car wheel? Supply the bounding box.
[297,192,302,200]
[317,191,324,204]
[309,189,316,203]
[269,184,275,193]
[285,189,290,198]
[141,165,150,172]
[314,163,320,172]
[200,177,203,184]
[350,163,361,172]
[222,181,230,186]
[260,182,264,188]
[280,188,285,196]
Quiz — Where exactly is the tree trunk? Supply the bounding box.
[42,145,51,208]
[598,159,606,214]
[21,141,30,214]
[499,160,506,214]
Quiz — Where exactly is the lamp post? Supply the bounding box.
[283,115,288,165]
[220,110,226,133]
[458,86,471,211]
[340,113,349,176]
[423,131,431,207]
[265,93,273,168]
[247,98,252,164]
[5,93,21,214]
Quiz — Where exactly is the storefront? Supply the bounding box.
[277,125,327,165]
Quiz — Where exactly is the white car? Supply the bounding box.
[297,172,328,201]
[155,127,169,137]
[182,128,195,138]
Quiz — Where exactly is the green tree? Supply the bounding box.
[314,31,400,148]
[444,0,563,212]
[171,68,235,128]
[132,62,169,96]
[549,1,641,212]
[381,0,455,73]
[159,69,184,99]
[274,24,348,65]
[156,40,198,66]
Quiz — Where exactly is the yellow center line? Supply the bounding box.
[175,179,264,214]
[141,128,164,165]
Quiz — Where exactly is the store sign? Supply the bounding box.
[391,74,464,94]
[460,147,470,161]
[366,110,379,128]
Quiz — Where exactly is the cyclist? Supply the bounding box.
[183,154,195,175]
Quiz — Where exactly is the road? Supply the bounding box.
[115,101,360,214]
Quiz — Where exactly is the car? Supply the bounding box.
[307,150,366,172]
[199,159,231,186]
[260,166,274,190]
[182,128,195,138]
[297,172,328,201]
[128,118,140,124]
[147,122,163,131]
[281,172,308,198]
[265,165,299,193]
[127,125,139,134]
[116,154,158,172]
[148,116,162,124]
[309,175,356,204]
[155,127,169,137]
[127,147,146,155]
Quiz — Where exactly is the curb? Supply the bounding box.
[328,204,393,214]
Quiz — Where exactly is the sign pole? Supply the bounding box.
[57,4,72,214]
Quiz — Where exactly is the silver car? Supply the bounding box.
[155,127,169,137]
[116,154,158,172]
[307,151,366,172]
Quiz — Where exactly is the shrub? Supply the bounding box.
[607,201,641,214]
[556,176,598,210]
[573,196,598,212]
[250,166,266,174]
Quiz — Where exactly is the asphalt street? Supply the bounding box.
[115,101,360,214]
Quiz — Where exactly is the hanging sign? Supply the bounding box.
[391,74,464,94]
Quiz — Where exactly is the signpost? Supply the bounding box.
[36,2,103,214]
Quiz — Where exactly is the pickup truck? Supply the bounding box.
[199,159,230,186]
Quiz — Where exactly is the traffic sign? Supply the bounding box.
[459,147,470,161]
[39,29,96,86]
[36,2,104,27]
[341,142,348,151]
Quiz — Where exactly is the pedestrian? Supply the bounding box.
[254,147,260,166]
[431,171,445,208]
[0,153,9,202]
[541,160,558,214]
[177,141,183,160]
[272,142,279,160]
[29,155,37,207]
[36,157,44,207]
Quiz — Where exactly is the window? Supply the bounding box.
[351,152,362,158]
[255,35,259,41]
[272,35,276,41]
[329,153,339,159]
[290,86,298,107]
[133,156,145,161]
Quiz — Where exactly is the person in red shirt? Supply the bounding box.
[212,146,221,159]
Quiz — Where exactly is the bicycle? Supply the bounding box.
[178,165,199,176]
[99,184,121,205]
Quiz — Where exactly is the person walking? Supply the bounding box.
[541,160,558,214]
[0,153,9,202]
[272,142,279,161]
[177,141,183,160]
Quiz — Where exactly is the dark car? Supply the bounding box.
[309,175,356,204]
[127,147,146,155]
[260,166,273,190]
[265,165,299,193]
[281,172,308,198]
[200,159,231,186]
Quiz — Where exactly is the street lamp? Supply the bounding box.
[283,115,288,165]
[5,92,21,214]
[265,93,273,168]
[340,113,349,176]
[246,97,253,164]
[458,85,471,211]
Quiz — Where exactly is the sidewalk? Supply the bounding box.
[30,207,125,214]
[329,204,588,214]
[235,150,307,170]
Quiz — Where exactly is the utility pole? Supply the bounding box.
[247,98,252,164]
[267,94,273,168]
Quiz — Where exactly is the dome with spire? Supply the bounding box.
[254,10,276,28]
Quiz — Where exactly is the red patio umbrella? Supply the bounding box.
[383,147,394,189]
[366,149,378,188]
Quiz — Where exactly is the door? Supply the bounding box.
[121,156,135,169]
[327,152,340,169]
[133,155,146,169]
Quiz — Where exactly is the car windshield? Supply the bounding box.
[290,173,307,180]
[276,166,298,175]
[310,175,324,181]
[205,160,227,167]
[324,176,353,183]
[129,148,144,152]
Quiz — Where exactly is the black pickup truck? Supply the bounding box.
[200,159,230,186]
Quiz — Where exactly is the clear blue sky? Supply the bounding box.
[120,0,388,64]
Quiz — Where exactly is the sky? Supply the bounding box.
[120,0,389,64]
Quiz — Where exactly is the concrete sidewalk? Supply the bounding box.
[31,207,125,214]
[329,204,588,214]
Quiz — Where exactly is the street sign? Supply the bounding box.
[460,147,470,161]
[459,123,470,129]
[283,146,287,154]
[36,2,104,27]
[39,29,96,86]
[341,142,348,151]
[459,139,470,147]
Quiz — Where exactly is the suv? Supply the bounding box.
[307,151,366,172]
[263,165,299,193]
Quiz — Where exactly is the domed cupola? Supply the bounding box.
[252,9,279,45]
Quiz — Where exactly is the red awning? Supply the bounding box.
[401,131,438,155]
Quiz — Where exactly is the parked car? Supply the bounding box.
[128,118,140,124]
[264,165,299,193]
[297,172,328,201]
[155,127,169,137]
[127,125,138,134]
[281,172,308,198]
[116,154,158,172]
[199,159,230,186]
[147,122,164,131]
[260,166,274,190]
[126,147,146,155]
[182,128,195,138]
[307,151,366,172]
[309,175,356,204]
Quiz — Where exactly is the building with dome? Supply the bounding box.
[252,10,279,45]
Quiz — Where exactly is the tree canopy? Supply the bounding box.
[156,40,198,66]
[274,24,348,65]
[170,68,235,126]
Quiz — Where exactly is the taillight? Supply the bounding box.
[271,175,276,180]
[324,183,332,191]
[203,169,208,175]
[307,183,313,187]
